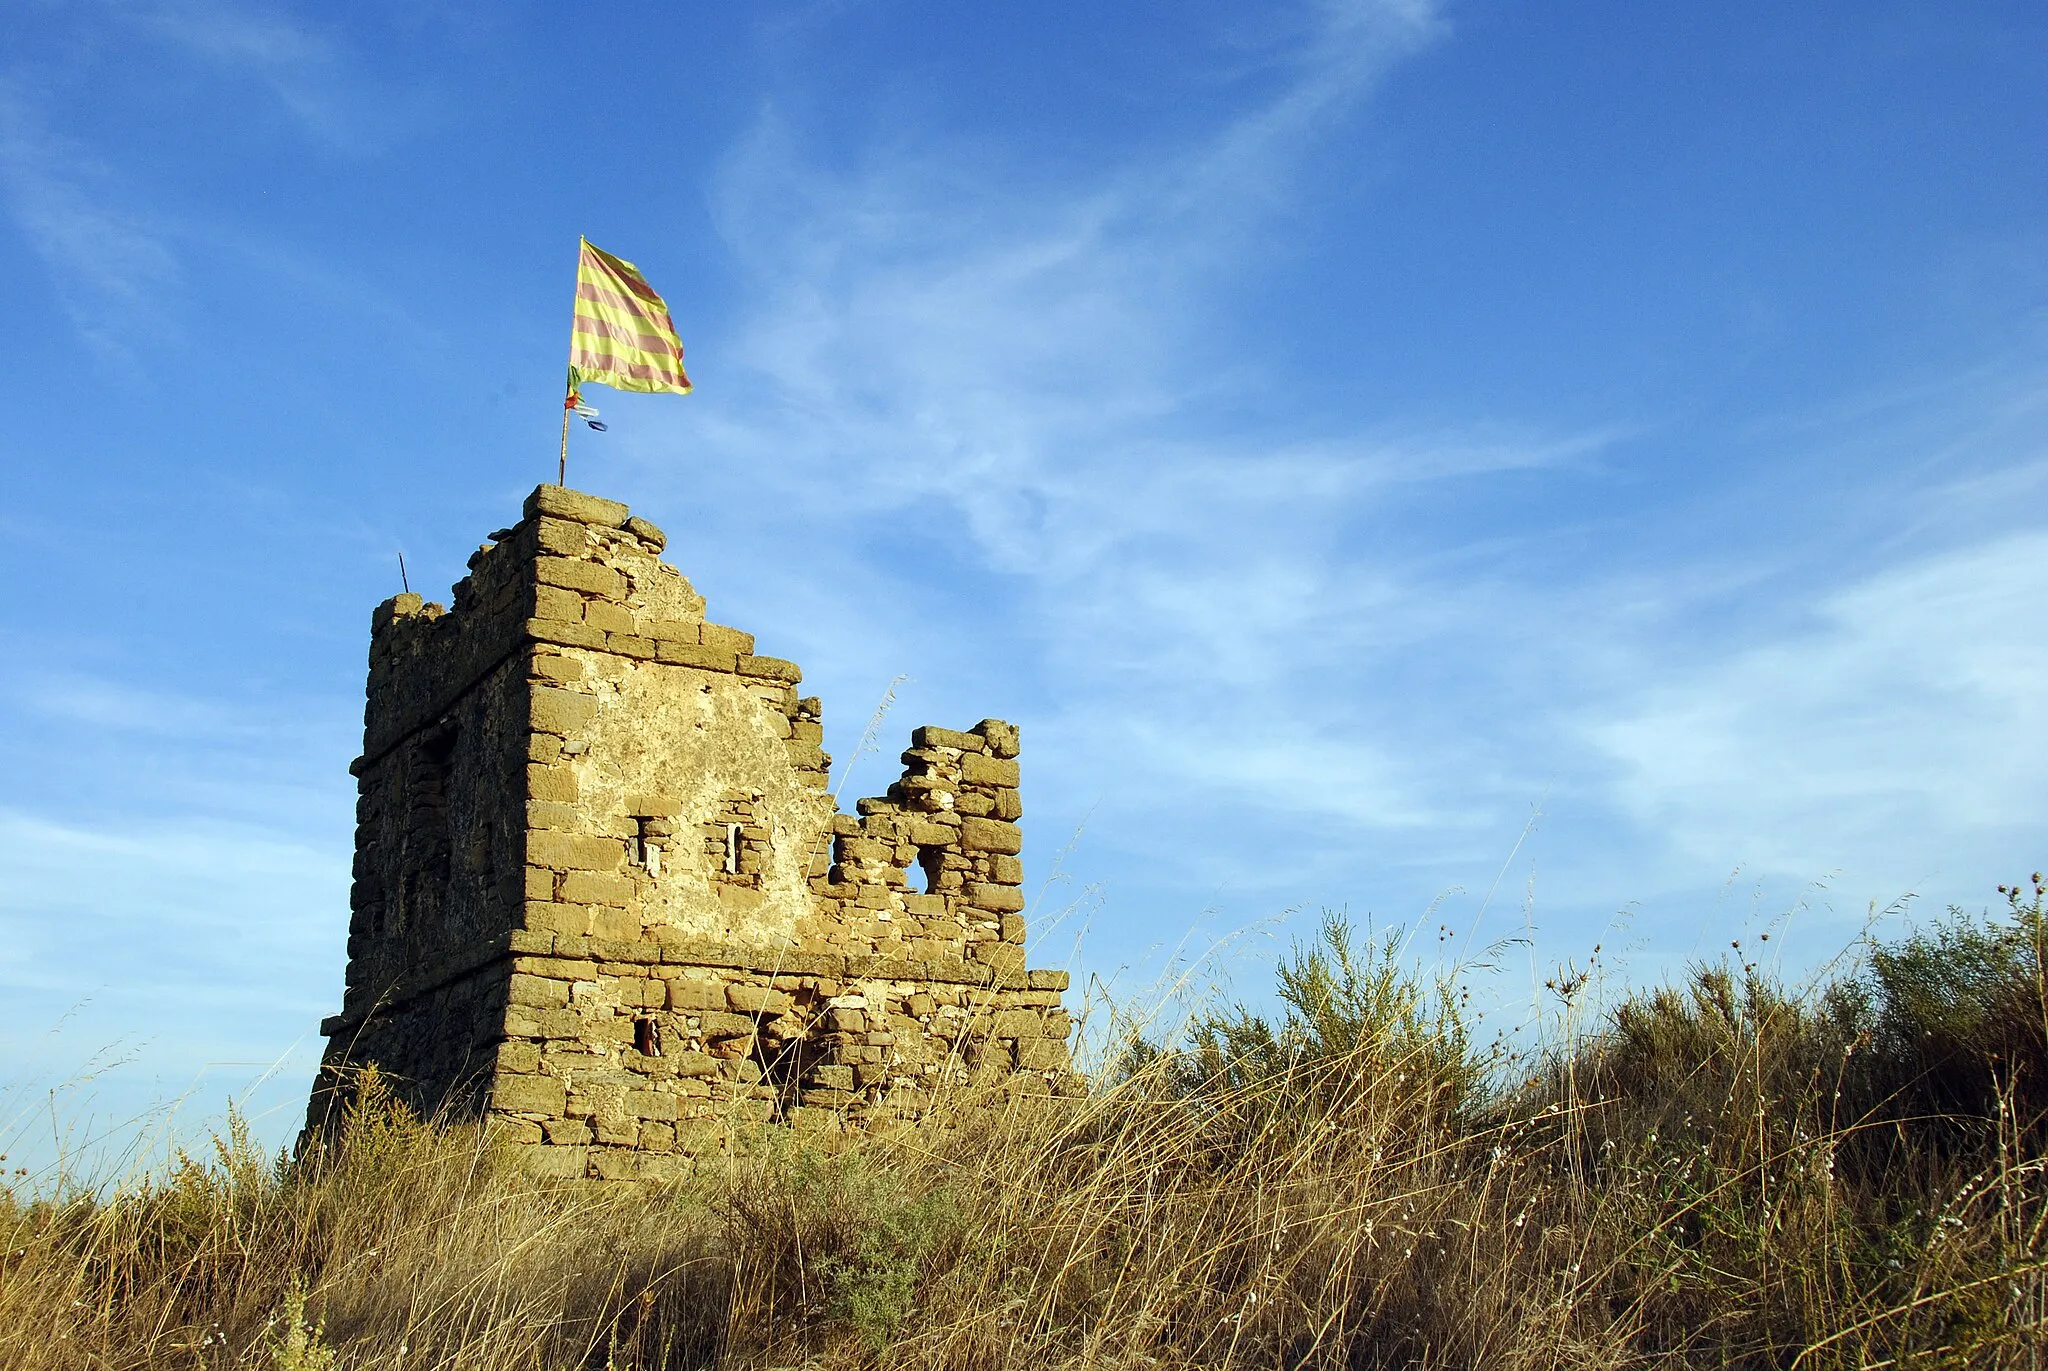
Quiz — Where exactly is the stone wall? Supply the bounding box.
[308,485,1072,1177]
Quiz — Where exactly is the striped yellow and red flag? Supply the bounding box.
[566,238,693,400]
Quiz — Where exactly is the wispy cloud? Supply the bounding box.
[1582,529,2048,890]
[121,0,401,154]
[0,86,181,353]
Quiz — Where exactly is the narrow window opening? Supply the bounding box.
[724,823,742,874]
[630,818,665,877]
[634,1016,663,1057]
[913,846,946,896]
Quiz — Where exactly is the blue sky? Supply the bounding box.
[4,0,2046,1175]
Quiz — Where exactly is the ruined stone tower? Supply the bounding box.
[308,485,1071,1179]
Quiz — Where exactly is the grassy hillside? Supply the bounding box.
[6,884,2048,1369]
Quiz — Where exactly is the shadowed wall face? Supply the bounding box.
[309,485,1072,1179]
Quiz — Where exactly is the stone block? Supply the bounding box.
[836,836,889,863]
[626,1089,679,1121]
[532,585,584,624]
[535,556,627,600]
[526,800,582,830]
[372,591,423,632]
[1016,1038,1070,1071]
[907,992,936,1018]
[671,1052,720,1078]
[655,641,737,672]
[590,1149,647,1181]
[516,1144,589,1179]
[1001,913,1027,944]
[530,686,598,736]
[504,1006,585,1040]
[528,831,623,872]
[589,936,658,963]
[535,516,588,555]
[994,789,1023,821]
[584,601,636,634]
[810,1065,855,1090]
[560,870,635,907]
[492,1074,566,1116]
[967,883,1027,914]
[958,818,1023,854]
[524,485,629,528]
[625,792,681,816]
[497,1041,542,1075]
[727,983,795,1014]
[624,515,666,549]
[523,901,589,937]
[787,1107,843,1133]
[992,1009,1045,1038]
[799,1087,857,1109]
[513,955,600,981]
[667,979,725,1011]
[913,725,985,753]
[972,943,1027,977]
[699,623,755,655]
[610,634,654,659]
[527,618,607,650]
[697,1010,756,1039]
[991,854,1025,884]
[524,866,555,900]
[974,719,1020,758]
[1027,969,1071,992]
[528,765,579,803]
[530,652,585,685]
[508,973,570,1008]
[738,655,802,683]
[543,1117,592,1145]
[961,753,1021,788]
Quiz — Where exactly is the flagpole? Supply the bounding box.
[559,401,571,486]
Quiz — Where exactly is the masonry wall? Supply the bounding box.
[309,485,1072,1179]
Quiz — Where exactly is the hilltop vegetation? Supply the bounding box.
[5,884,2047,1368]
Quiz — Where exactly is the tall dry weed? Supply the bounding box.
[3,894,2046,1368]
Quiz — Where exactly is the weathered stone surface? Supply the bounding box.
[912,724,985,752]
[961,753,1021,788]
[525,485,628,527]
[737,655,801,682]
[528,831,623,871]
[727,983,795,1014]
[968,882,1027,914]
[535,557,626,600]
[517,1143,589,1178]
[493,1074,566,1116]
[699,623,755,655]
[958,818,1024,854]
[530,686,598,736]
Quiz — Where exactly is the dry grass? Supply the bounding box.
[6,890,2048,1369]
